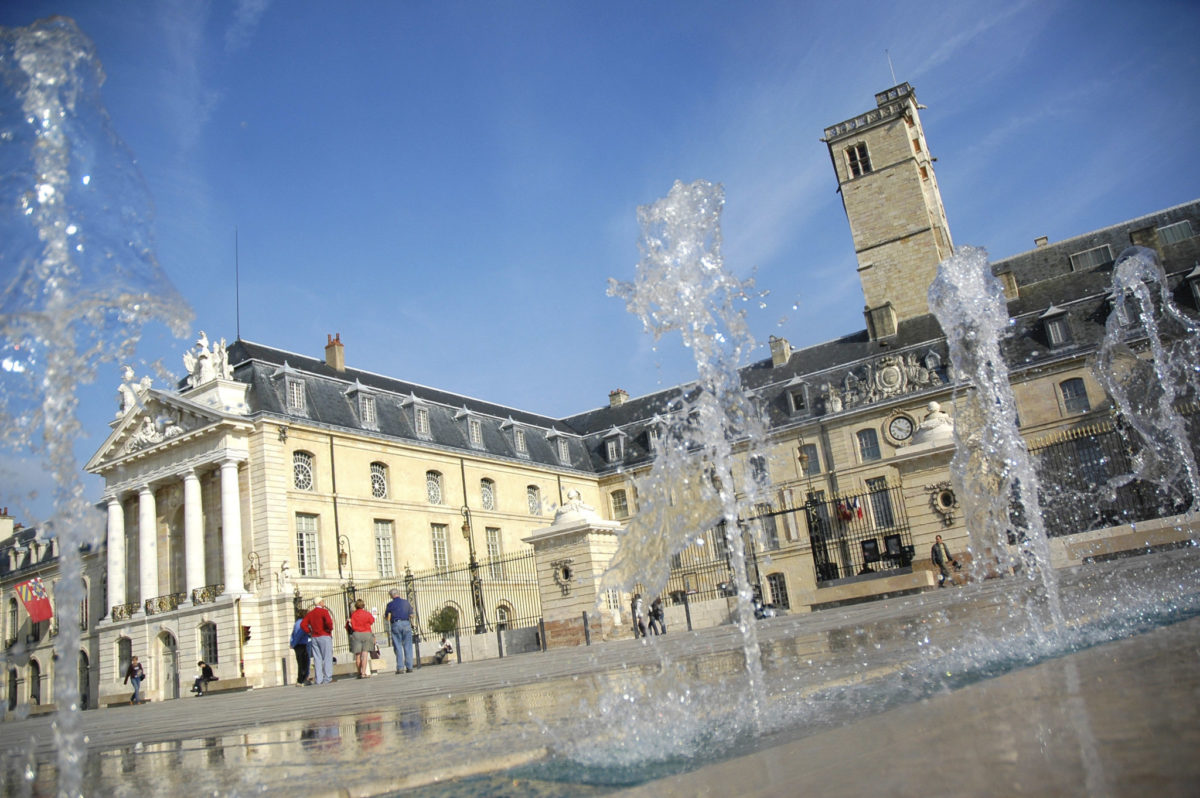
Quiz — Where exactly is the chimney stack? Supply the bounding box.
[1034,235,1049,248]
[608,389,628,407]
[769,335,792,367]
[325,333,345,372]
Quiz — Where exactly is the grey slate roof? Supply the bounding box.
[217,200,1200,477]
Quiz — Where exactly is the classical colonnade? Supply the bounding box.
[102,457,245,619]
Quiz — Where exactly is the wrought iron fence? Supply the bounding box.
[800,484,914,583]
[1030,416,1198,537]
[307,549,540,657]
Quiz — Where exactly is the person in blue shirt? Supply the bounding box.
[290,613,312,685]
[384,588,415,673]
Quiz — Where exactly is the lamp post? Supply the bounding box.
[460,506,487,634]
[246,551,263,590]
[337,534,354,584]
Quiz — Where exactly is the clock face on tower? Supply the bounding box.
[888,414,914,443]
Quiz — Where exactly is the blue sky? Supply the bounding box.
[2,0,1199,525]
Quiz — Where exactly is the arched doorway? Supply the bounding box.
[157,631,179,700]
[6,667,16,711]
[78,651,90,710]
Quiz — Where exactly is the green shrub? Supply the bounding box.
[426,606,459,635]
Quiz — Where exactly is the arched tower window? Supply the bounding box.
[293,451,315,491]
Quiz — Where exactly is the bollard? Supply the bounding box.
[453,628,462,664]
[496,626,505,658]
[683,591,693,632]
[282,657,289,687]
[538,618,547,652]
[582,611,591,646]
[413,637,422,669]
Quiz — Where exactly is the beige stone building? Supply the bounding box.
[7,82,1196,707]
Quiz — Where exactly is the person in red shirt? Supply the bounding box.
[348,599,376,678]
[301,599,335,684]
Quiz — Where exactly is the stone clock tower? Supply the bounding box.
[823,83,954,339]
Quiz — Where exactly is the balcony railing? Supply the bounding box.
[110,602,139,621]
[191,583,224,605]
[145,592,187,615]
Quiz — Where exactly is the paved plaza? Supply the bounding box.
[2,548,1199,797]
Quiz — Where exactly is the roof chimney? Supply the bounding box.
[1034,235,1049,248]
[325,333,345,372]
[608,389,628,407]
[769,335,792,367]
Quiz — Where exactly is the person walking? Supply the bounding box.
[301,599,335,684]
[290,612,312,685]
[384,587,415,673]
[631,593,646,639]
[348,599,376,679]
[648,596,666,635]
[123,655,146,704]
[931,534,959,588]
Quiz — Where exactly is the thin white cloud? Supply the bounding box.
[226,0,272,53]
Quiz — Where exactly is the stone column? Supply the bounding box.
[219,459,245,595]
[105,495,126,617]
[182,469,205,601]
[137,485,158,610]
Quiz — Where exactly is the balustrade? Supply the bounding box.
[144,592,187,615]
[191,583,224,605]
[110,602,139,621]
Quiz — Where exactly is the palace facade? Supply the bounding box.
[5,83,1198,711]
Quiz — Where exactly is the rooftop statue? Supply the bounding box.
[182,331,233,388]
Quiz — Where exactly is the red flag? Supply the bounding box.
[15,578,53,624]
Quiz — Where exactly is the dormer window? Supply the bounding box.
[1069,244,1112,272]
[557,438,570,464]
[647,427,660,453]
[359,394,377,428]
[1041,306,1071,347]
[415,406,431,439]
[1157,220,1194,245]
[603,427,627,463]
[514,427,528,455]
[468,417,483,449]
[285,378,306,414]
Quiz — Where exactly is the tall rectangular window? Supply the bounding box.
[647,428,660,453]
[486,527,503,579]
[431,523,448,572]
[468,417,483,448]
[611,489,629,519]
[846,142,872,177]
[758,504,779,550]
[374,520,395,578]
[1061,378,1091,414]
[800,443,820,476]
[514,427,527,455]
[415,406,431,438]
[866,478,895,528]
[556,438,570,464]
[857,428,881,462]
[296,514,319,576]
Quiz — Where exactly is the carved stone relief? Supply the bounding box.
[820,350,945,413]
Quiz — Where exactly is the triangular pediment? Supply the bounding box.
[86,390,236,473]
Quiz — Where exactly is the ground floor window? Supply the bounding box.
[766,572,790,609]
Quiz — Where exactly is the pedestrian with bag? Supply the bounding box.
[290,612,312,685]
[348,599,376,679]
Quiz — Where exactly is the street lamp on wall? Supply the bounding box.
[337,534,354,584]
[460,506,487,634]
[246,551,263,589]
